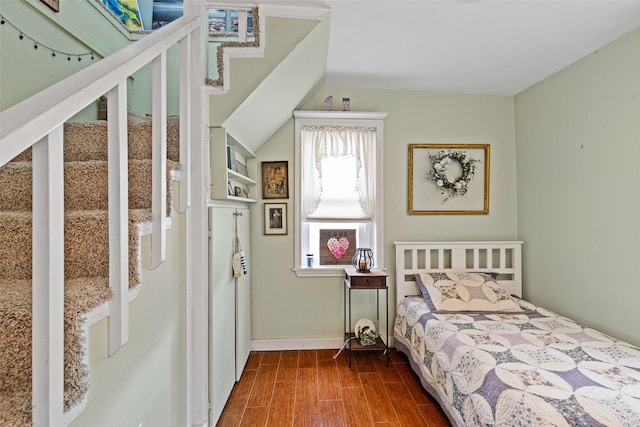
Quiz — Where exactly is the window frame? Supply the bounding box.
[293,110,387,277]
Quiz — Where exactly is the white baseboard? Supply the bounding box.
[251,337,344,351]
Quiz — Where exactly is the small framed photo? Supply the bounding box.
[264,203,287,235]
[262,161,289,199]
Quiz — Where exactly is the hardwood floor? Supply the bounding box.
[216,348,452,427]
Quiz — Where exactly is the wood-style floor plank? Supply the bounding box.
[294,367,319,415]
[247,364,277,407]
[359,372,397,423]
[217,349,450,427]
[266,382,295,427]
[239,407,269,427]
[317,358,341,400]
[276,351,298,384]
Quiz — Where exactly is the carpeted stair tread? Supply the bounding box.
[9,119,180,163]
[0,277,113,424]
[0,210,152,283]
[0,159,179,212]
[0,117,182,425]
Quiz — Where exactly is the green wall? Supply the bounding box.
[70,185,187,427]
[0,0,181,118]
[250,87,518,341]
[515,28,640,346]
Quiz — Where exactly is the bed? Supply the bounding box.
[393,241,640,427]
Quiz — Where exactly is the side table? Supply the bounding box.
[343,267,389,367]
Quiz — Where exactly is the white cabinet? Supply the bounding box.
[210,127,257,202]
[208,204,251,424]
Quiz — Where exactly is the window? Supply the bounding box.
[293,111,387,277]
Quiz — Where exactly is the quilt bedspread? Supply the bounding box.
[394,297,640,427]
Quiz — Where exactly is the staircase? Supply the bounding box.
[0,119,180,425]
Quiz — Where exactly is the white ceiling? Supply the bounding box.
[259,0,640,96]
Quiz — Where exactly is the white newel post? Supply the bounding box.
[184,0,210,425]
[32,126,65,427]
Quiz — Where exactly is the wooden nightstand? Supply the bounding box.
[343,267,389,367]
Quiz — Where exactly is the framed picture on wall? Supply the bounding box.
[264,203,287,235]
[261,161,289,199]
[408,144,490,215]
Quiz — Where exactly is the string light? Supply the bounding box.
[0,14,96,62]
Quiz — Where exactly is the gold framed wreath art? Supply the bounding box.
[408,144,490,215]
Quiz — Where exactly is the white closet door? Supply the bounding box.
[235,208,251,380]
[208,204,251,424]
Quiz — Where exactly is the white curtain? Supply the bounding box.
[301,125,376,218]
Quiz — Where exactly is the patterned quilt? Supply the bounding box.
[394,296,640,427]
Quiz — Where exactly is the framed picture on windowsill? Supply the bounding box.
[264,203,287,235]
[408,143,490,215]
[262,161,289,199]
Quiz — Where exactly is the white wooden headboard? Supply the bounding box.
[394,241,523,308]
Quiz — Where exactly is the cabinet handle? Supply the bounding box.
[366,279,370,286]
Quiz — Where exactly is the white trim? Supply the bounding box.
[186,3,210,424]
[258,4,331,20]
[291,267,347,277]
[204,3,330,20]
[251,337,344,351]
[293,111,387,277]
[220,46,265,58]
[293,111,388,120]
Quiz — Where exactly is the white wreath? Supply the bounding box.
[427,149,480,200]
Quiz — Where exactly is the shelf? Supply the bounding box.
[345,334,387,351]
[344,268,389,367]
[210,127,258,202]
[228,169,256,185]
[226,195,256,203]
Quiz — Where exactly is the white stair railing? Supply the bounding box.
[0,7,207,426]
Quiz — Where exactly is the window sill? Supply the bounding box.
[292,267,347,278]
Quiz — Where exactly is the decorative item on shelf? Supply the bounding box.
[306,253,314,268]
[342,97,351,111]
[322,96,333,111]
[352,247,374,272]
[355,318,376,346]
[234,150,248,176]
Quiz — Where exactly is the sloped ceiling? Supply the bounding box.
[258,0,640,96]
[220,1,640,151]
